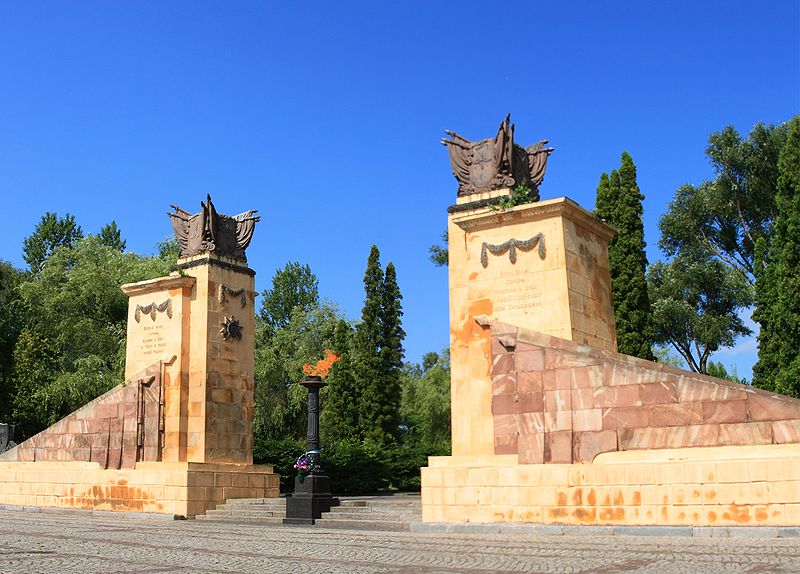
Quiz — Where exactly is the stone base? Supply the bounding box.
[421,445,800,526]
[0,460,279,518]
[284,474,338,525]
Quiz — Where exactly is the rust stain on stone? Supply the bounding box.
[723,505,751,524]
[573,507,597,522]
[613,490,624,505]
[549,507,568,519]
[599,507,625,521]
[557,491,567,506]
[632,491,641,505]
[468,272,479,280]
[572,488,583,506]
[708,511,718,522]
[756,508,769,522]
[706,489,717,501]
[587,489,597,506]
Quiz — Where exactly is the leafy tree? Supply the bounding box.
[428,230,448,267]
[400,349,451,447]
[706,360,747,385]
[98,221,126,251]
[11,236,172,437]
[22,212,84,274]
[659,122,789,286]
[259,262,319,333]
[647,252,752,374]
[752,117,800,395]
[0,261,23,422]
[252,304,340,442]
[595,153,654,360]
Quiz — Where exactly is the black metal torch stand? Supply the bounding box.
[283,375,338,525]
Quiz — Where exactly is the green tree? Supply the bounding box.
[352,246,405,446]
[400,349,451,447]
[428,230,448,267]
[0,261,23,422]
[659,122,789,286]
[98,221,126,251]
[752,117,800,395]
[594,152,654,360]
[321,319,360,442]
[647,253,752,375]
[11,236,173,437]
[22,212,84,274]
[259,262,319,333]
[252,304,340,442]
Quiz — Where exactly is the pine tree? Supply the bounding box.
[595,152,655,360]
[753,117,800,395]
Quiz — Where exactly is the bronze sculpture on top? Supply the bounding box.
[442,114,554,199]
[168,195,260,261]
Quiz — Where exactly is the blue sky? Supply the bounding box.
[0,2,797,377]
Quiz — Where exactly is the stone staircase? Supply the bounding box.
[196,497,287,525]
[196,495,421,530]
[314,496,421,531]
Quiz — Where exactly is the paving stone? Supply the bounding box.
[3,508,800,573]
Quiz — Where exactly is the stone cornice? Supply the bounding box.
[450,196,616,240]
[121,273,197,297]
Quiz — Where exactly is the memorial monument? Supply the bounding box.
[422,116,800,527]
[0,196,279,517]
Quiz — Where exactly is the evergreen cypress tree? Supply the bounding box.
[595,152,655,360]
[753,117,800,395]
[368,262,404,443]
[350,246,406,446]
[321,319,361,442]
[352,246,387,442]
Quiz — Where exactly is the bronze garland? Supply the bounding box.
[135,299,173,323]
[218,284,246,308]
[480,233,545,268]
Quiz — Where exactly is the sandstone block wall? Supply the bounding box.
[486,319,800,464]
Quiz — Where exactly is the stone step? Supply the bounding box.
[222,497,287,507]
[204,509,286,518]
[322,511,419,521]
[339,498,420,508]
[312,518,412,531]
[196,514,286,525]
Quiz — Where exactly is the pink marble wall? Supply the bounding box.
[488,320,800,464]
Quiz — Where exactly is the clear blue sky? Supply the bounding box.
[0,2,798,377]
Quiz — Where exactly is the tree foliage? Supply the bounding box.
[428,231,448,267]
[22,212,84,274]
[594,152,654,360]
[647,253,752,374]
[400,349,451,447]
[659,122,789,286]
[0,261,23,422]
[259,262,319,333]
[351,246,406,446]
[11,235,173,437]
[98,221,126,251]
[752,117,800,395]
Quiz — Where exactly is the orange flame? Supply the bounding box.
[303,349,340,378]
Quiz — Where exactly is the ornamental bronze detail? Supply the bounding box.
[480,233,546,268]
[135,299,173,322]
[218,284,246,308]
[220,315,242,341]
[168,195,260,261]
[442,114,554,198]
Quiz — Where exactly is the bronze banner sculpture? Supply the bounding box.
[442,114,554,199]
[168,195,259,261]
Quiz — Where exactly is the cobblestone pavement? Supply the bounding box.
[3,510,800,574]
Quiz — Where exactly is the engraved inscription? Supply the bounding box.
[140,324,169,357]
[493,276,543,313]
